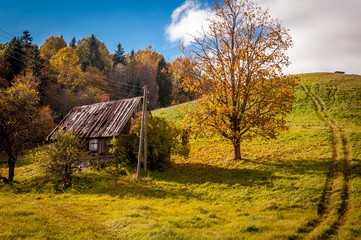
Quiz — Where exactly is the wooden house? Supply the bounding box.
[46,96,142,160]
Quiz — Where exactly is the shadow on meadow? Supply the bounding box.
[351,159,361,177]
[153,157,331,184]
[90,157,331,200]
[67,162,278,201]
[153,162,274,186]
[246,158,331,176]
[0,157,333,202]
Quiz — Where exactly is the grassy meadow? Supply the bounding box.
[0,73,360,239]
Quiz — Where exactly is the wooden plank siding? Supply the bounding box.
[46,97,142,162]
[47,97,142,140]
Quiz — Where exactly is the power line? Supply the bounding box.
[0,28,14,38]
[1,30,142,93]
[86,82,141,98]
[0,33,12,41]
[104,77,142,90]
[2,46,141,96]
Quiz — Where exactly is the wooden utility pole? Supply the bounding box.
[143,88,148,173]
[136,86,147,180]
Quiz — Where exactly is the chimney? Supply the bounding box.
[102,94,110,102]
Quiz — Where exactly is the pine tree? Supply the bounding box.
[69,37,76,49]
[113,43,126,66]
[20,30,33,50]
[28,45,48,98]
[80,34,104,71]
[4,37,26,82]
[134,79,142,97]
[28,45,44,78]
[156,57,173,107]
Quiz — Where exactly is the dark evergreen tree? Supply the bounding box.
[130,49,135,58]
[20,30,33,50]
[69,37,76,48]
[156,57,173,107]
[80,34,105,71]
[4,37,26,83]
[28,45,44,78]
[134,79,142,97]
[113,43,126,66]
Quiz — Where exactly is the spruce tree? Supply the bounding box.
[20,30,33,50]
[81,34,104,71]
[69,37,76,48]
[4,37,26,82]
[156,57,173,107]
[28,45,44,78]
[134,79,142,97]
[113,43,126,66]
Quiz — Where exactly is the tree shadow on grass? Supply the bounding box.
[68,163,277,201]
[350,158,361,177]
[2,157,334,202]
[152,162,274,186]
[88,158,330,201]
[245,158,331,176]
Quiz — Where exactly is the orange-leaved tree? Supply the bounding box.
[181,0,297,160]
[169,56,200,104]
[0,73,54,183]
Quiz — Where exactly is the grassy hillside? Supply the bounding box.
[0,73,360,239]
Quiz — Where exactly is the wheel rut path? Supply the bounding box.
[292,85,351,240]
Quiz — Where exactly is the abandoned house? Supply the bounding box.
[46,95,142,160]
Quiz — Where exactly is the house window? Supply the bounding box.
[89,139,97,151]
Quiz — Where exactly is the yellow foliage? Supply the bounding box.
[181,0,298,159]
[50,47,86,91]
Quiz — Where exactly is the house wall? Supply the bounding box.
[82,119,133,161]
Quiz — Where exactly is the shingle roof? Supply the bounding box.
[46,97,142,140]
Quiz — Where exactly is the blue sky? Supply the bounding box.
[1,0,360,74]
[0,0,195,60]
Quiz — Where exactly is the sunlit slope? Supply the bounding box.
[152,72,361,239]
[154,72,361,126]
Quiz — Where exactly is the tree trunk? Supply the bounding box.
[233,141,241,160]
[8,157,15,182]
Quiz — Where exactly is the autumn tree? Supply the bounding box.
[50,47,86,91]
[77,66,108,105]
[0,57,11,89]
[40,35,67,63]
[0,73,54,183]
[31,130,84,188]
[169,56,200,103]
[181,0,296,160]
[133,47,161,109]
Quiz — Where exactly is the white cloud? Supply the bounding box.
[167,0,361,74]
[165,0,212,46]
[256,0,361,74]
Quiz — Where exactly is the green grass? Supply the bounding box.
[0,72,360,239]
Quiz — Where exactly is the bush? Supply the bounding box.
[129,115,190,171]
[30,130,85,189]
[108,136,131,175]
